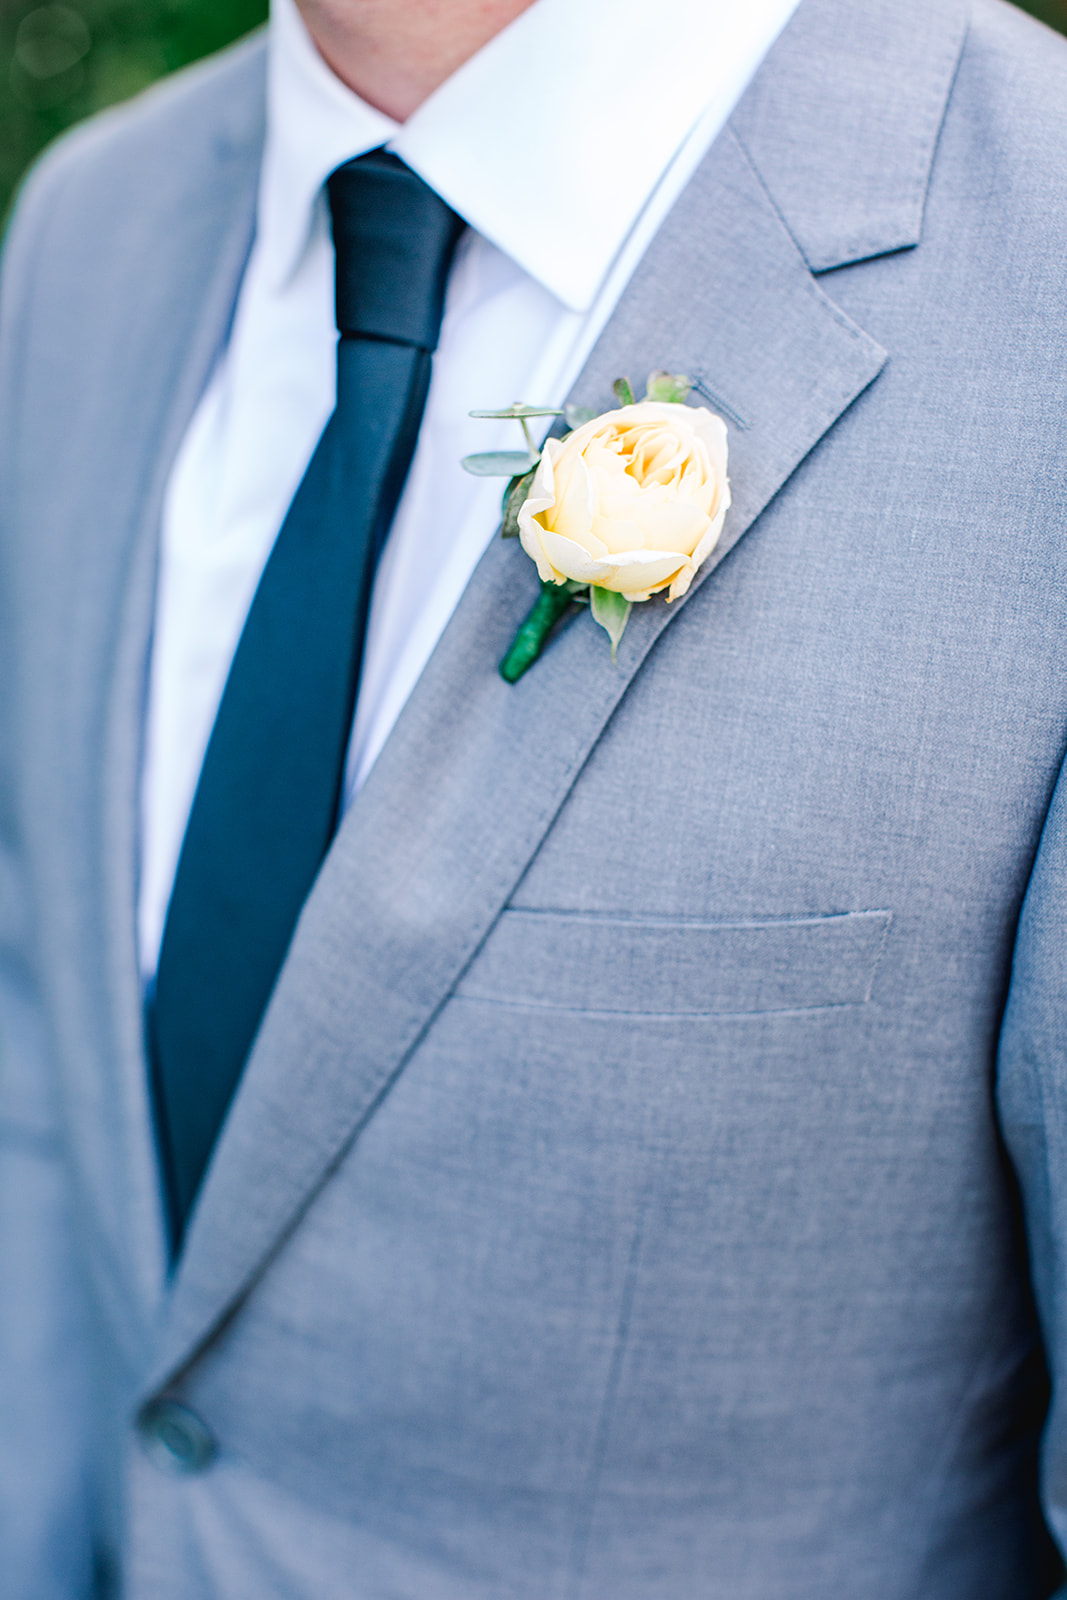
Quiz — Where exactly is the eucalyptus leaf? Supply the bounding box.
[644,370,692,405]
[500,464,539,538]
[564,404,597,430]
[461,450,541,478]
[613,377,636,408]
[468,405,562,420]
[589,585,632,663]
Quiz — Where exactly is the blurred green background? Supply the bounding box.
[0,0,1064,217]
[0,0,267,212]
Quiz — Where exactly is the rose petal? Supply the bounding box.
[589,515,645,555]
[629,497,709,555]
[550,454,599,550]
[584,547,692,600]
[537,523,613,585]
[687,494,730,575]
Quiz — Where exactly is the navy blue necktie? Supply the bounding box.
[149,152,464,1247]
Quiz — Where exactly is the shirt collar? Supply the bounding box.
[261,0,397,290]
[266,0,797,311]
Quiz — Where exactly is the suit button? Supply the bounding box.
[137,1398,217,1474]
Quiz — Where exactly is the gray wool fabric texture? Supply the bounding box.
[3,0,1067,1594]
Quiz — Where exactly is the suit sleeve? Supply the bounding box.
[998,749,1067,1577]
[0,150,99,1600]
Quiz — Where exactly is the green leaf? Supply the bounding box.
[469,405,562,420]
[500,465,539,538]
[564,404,597,430]
[644,370,692,405]
[613,377,636,408]
[589,585,632,663]
[461,450,541,477]
[500,580,584,683]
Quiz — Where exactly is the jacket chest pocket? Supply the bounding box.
[454,908,892,1017]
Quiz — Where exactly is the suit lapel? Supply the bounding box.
[65,52,266,1323]
[730,0,967,271]
[151,107,895,1384]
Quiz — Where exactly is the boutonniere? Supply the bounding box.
[462,373,730,682]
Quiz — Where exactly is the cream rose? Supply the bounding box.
[517,401,730,603]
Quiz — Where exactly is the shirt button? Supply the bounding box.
[137,1398,217,1474]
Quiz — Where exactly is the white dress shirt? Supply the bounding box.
[138,0,802,976]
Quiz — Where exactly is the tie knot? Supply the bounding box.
[327,151,465,351]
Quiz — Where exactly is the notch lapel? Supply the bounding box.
[150,116,891,1386]
[50,50,266,1336]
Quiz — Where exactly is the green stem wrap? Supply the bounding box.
[500,580,579,683]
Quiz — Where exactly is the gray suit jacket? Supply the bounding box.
[4,0,1067,1594]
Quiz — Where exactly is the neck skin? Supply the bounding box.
[292,0,537,121]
